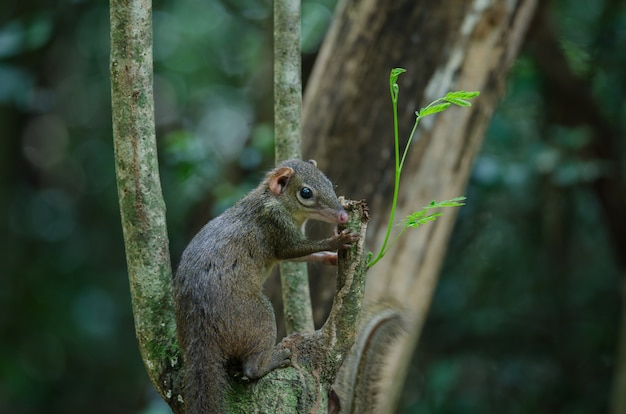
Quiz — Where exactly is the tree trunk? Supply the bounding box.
[302,0,538,411]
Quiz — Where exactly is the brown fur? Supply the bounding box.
[173,159,357,413]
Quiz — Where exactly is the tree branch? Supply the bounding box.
[274,0,303,162]
[109,0,183,411]
[274,0,314,335]
[319,199,370,378]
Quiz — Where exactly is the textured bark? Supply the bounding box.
[302,0,538,411]
[109,0,184,411]
[274,0,316,335]
[274,0,303,162]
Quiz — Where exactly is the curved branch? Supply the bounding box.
[109,0,183,411]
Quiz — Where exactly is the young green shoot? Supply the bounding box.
[367,69,479,268]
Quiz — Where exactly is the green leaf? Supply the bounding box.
[404,212,443,228]
[436,196,467,207]
[389,68,406,102]
[401,196,467,230]
[445,97,472,107]
[444,91,480,107]
[445,90,480,100]
[390,68,407,84]
[418,102,451,118]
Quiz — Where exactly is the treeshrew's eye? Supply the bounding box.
[300,187,313,199]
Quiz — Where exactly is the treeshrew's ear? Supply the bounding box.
[308,159,317,167]
[269,166,294,196]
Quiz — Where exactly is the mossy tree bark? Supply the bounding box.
[109,0,184,412]
[302,0,538,412]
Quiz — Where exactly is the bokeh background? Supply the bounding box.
[1,0,624,413]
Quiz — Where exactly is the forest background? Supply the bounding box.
[1,0,625,413]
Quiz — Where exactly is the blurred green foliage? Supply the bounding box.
[0,0,624,413]
[402,1,626,413]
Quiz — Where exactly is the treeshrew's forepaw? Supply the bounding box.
[336,228,359,249]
